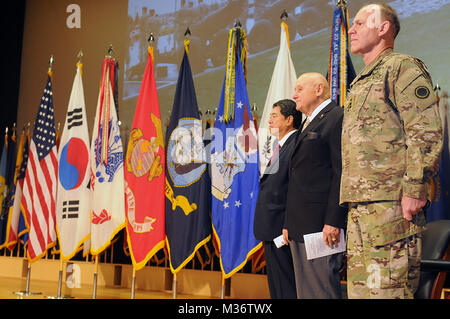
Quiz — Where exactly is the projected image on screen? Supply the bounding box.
[121,0,450,134]
[124,0,338,94]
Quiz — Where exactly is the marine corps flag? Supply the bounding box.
[56,61,91,260]
[210,27,261,278]
[125,47,165,270]
[90,57,125,255]
[165,49,211,274]
[258,20,297,176]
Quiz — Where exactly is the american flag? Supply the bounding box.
[21,74,58,262]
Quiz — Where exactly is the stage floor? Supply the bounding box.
[0,276,211,299]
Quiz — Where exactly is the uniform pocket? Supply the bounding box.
[364,201,425,247]
[368,216,414,247]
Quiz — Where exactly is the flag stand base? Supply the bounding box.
[13,265,42,298]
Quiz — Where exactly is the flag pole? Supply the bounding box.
[221,275,225,299]
[13,251,42,297]
[130,267,136,299]
[92,255,99,299]
[172,273,177,299]
[44,258,73,299]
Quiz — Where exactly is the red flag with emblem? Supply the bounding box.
[124,47,165,270]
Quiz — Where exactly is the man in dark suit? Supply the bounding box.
[254,99,302,299]
[283,73,347,299]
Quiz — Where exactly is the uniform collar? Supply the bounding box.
[351,48,394,85]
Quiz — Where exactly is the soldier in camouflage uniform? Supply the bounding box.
[341,3,443,298]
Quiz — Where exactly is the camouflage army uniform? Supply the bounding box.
[340,48,443,299]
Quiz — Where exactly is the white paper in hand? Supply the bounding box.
[273,234,285,248]
[303,229,345,260]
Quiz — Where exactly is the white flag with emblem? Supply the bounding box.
[89,58,125,255]
[258,21,297,176]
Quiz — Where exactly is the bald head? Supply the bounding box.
[298,73,331,99]
[293,72,331,116]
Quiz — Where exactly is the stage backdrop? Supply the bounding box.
[17,0,450,142]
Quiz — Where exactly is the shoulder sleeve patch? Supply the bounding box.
[414,86,430,99]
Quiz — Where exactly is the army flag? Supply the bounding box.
[21,74,58,262]
[165,49,211,274]
[328,4,356,107]
[210,28,261,278]
[124,47,165,270]
[428,93,450,221]
[56,62,91,260]
[90,57,125,255]
[258,21,297,176]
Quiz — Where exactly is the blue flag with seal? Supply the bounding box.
[165,49,212,274]
[427,93,450,221]
[210,27,261,278]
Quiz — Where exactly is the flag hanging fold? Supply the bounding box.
[90,57,125,255]
[124,47,166,270]
[0,131,16,248]
[258,21,297,176]
[3,132,28,249]
[56,62,91,260]
[328,4,356,107]
[211,27,261,278]
[21,74,58,262]
[165,49,211,274]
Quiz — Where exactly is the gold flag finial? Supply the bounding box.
[77,49,84,75]
[184,27,191,55]
[48,54,54,79]
[147,33,155,63]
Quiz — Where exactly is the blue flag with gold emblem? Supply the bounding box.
[427,95,450,221]
[165,50,212,274]
[210,32,261,278]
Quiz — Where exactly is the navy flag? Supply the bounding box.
[165,50,212,274]
[210,31,261,278]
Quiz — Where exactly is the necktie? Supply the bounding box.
[269,143,280,166]
[301,118,310,133]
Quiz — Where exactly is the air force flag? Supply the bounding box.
[211,48,261,279]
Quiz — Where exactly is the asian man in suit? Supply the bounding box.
[283,73,347,299]
[254,99,302,299]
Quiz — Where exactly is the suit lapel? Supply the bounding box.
[295,101,336,147]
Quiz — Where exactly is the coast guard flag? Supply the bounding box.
[258,21,297,176]
[125,47,165,270]
[90,58,125,255]
[211,35,261,278]
[4,133,28,249]
[21,74,58,262]
[56,62,91,260]
[165,50,212,274]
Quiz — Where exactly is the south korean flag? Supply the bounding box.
[56,62,91,260]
